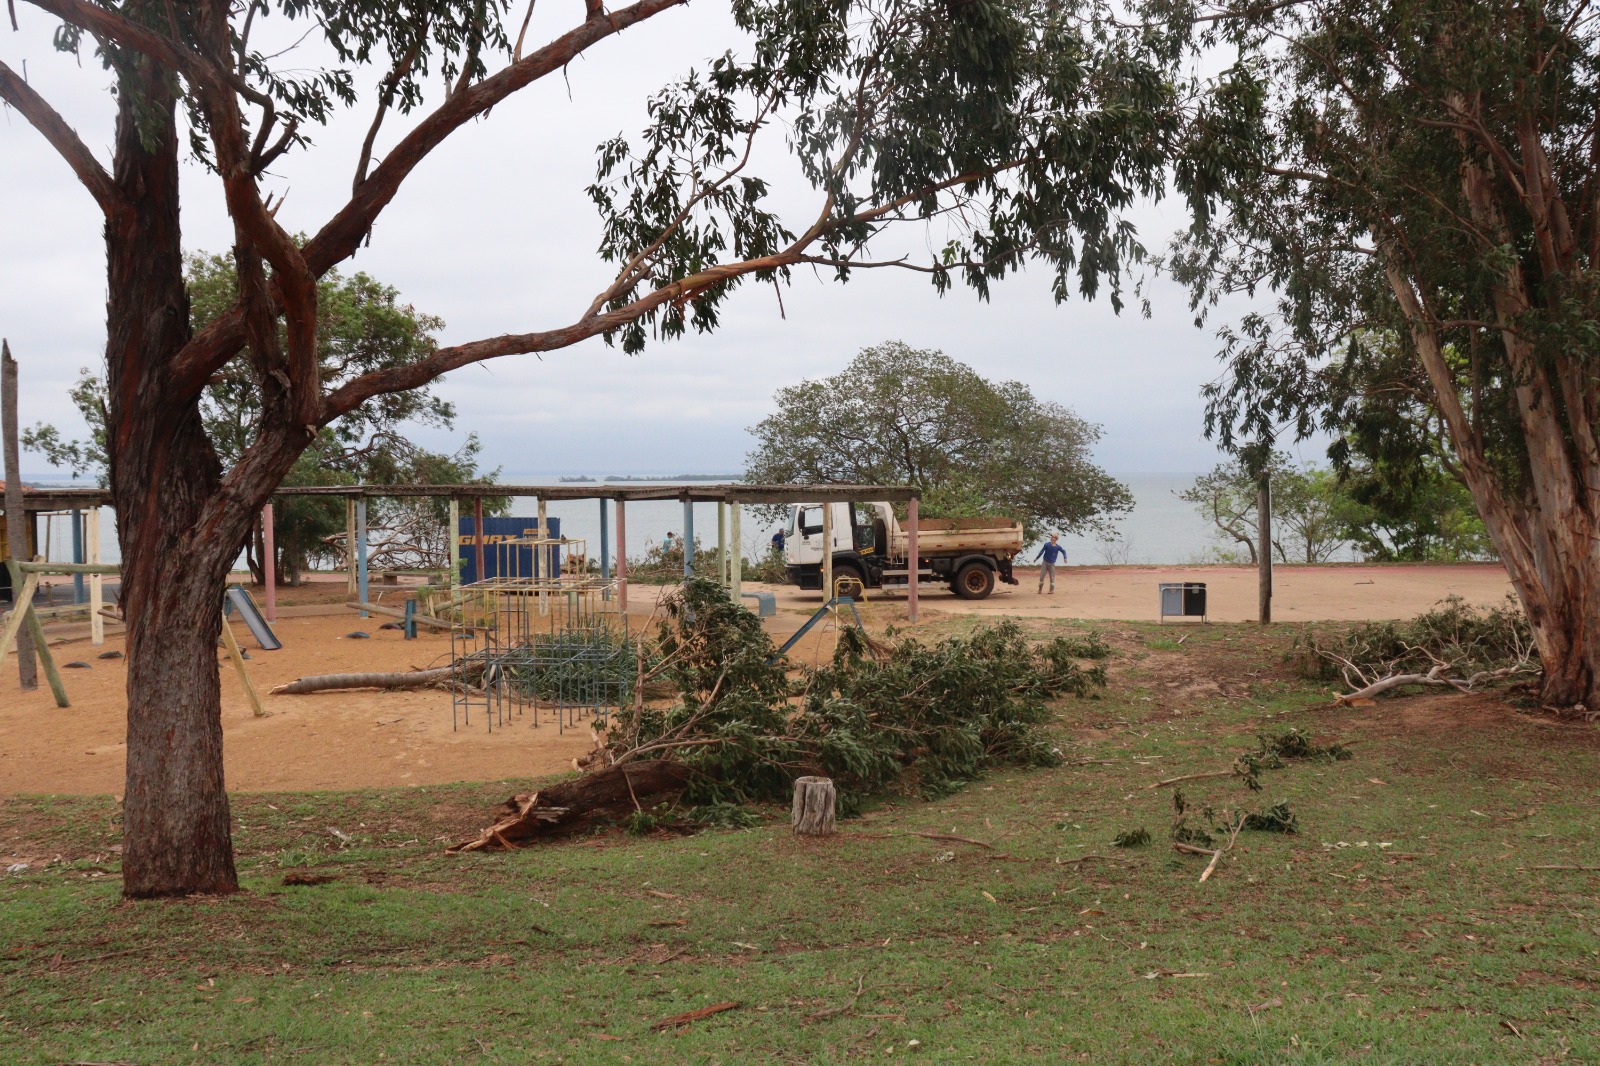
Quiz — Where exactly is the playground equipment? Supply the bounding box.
[450,533,633,734]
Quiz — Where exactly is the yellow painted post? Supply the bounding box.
[220,614,266,718]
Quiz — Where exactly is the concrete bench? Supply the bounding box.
[741,591,777,618]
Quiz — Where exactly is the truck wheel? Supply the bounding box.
[953,562,995,600]
[832,563,865,599]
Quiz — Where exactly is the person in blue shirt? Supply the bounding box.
[1034,534,1067,594]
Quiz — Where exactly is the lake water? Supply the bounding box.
[24,472,1250,568]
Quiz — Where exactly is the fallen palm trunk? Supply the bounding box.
[448,759,693,852]
[271,665,467,695]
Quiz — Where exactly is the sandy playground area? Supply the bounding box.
[1,562,1514,797]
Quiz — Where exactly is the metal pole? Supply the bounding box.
[907,497,920,624]
[262,503,277,623]
[616,500,628,614]
[682,497,695,577]
[71,509,85,604]
[2,340,37,689]
[599,499,610,582]
[729,501,742,604]
[1258,477,1272,625]
[357,498,370,619]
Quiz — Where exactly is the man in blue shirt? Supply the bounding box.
[1034,534,1067,594]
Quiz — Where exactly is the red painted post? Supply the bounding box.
[262,504,277,622]
[473,497,486,584]
[906,496,920,623]
[616,500,628,614]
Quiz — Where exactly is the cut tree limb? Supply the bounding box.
[449,759,693,852]
[271,665,467,695]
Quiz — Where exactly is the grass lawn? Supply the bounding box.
[2,620,1596,1063]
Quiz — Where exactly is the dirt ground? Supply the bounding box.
[781,560,1517,622]
[1,561,1515,797]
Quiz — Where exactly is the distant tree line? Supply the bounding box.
[1182,452,1494,565]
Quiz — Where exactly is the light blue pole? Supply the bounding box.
[356,498,369,618]
[599,498,610,581]
[682,497,695,577]
[71,509,85,604]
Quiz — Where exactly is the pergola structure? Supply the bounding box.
[3,481,927,624]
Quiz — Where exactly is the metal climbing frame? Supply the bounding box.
[450,533,633,734]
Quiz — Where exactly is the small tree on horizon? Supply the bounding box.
[745,341,1132,540]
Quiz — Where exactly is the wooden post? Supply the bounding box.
[473,497,486,585]
[616,500,628,614]
[821,501,834,606]
[2,340,37,690]
[219,613,265,718]
[717,501,728,586]
[23,597,69,708]
[70,509,85,604]
[1258,477,1272,625]
[357,498,370,619]
[599,498,610,582]
[447,496,460,594]
[906,496,920,624]
[537,496,549,616]
[729,501,742,604]
[0,568,39,667]
[345,496,358,598]
[682,497,695,577]
[791,776,837,836]
[87,507,103,646]
[261,503,277,623]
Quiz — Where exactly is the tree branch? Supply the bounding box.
[0,59,119,214]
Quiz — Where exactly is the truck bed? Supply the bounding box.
[886,516,1024,558]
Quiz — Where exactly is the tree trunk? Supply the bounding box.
[105,59,236,898]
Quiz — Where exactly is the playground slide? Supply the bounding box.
[224,586,283,651]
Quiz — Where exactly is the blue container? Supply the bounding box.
[458,516,561,584]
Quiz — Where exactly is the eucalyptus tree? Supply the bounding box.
[1171,0,1600,708]
[2,0,1229,896]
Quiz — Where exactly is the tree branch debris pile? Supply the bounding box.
[1292,595,1537,704]
[452,580,1109,851]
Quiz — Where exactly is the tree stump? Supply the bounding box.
[791,776,837,836]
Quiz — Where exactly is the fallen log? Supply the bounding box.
[271,665,463,695]
[448,759,693,852]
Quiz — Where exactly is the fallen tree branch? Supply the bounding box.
[270,665,464,695]
[1173,840,1223,882]
[1146,769,1238,790]
[448,759,693,852]
[651,1002,739,1030]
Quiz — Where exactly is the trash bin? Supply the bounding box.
[1158,582,1207,622]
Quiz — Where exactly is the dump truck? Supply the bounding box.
[781,501,1023,600]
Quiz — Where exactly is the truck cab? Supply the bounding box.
[782,501,1022,600]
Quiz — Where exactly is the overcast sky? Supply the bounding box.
[0,3,1296,480]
